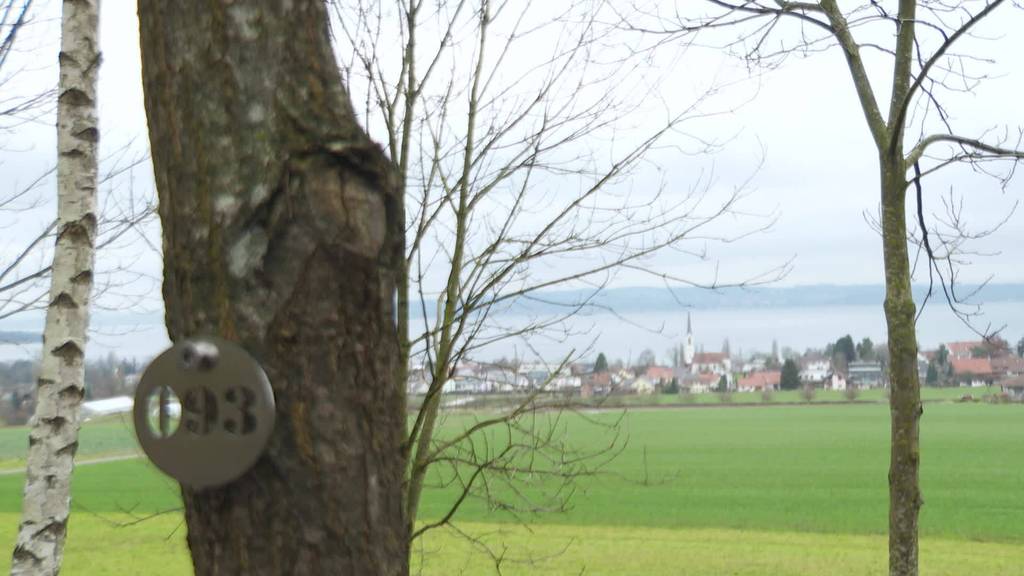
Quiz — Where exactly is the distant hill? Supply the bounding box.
[429,283,1024,317]
[0,331,39,344]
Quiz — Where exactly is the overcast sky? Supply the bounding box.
[2,1,1023,328]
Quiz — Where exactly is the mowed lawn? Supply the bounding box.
[0,402,1021,574]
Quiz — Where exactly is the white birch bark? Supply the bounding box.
[11,0,100,573]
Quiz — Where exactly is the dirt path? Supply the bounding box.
[0,453,140,477]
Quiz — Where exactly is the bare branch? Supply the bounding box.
[906,131,1024,167]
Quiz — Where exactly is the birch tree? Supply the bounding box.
[11,0,100,573]
[620,2,1024,575]
[137,1,406,574]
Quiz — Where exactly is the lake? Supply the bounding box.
[2,301,1022,364]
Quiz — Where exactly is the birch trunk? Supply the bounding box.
[11,0,100,574]
[137,1,407,574]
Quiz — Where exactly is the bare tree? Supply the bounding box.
[11,0,100,573]
[619,2,1024,575]
[0,0,51,134]
[0,0,154,327]
[332,0,782,561]
[137,1,406,574]
[1,157,155,325]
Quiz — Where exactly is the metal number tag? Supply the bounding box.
[133,337,275,488]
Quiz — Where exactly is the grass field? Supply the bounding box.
[412,385,1002,411]
[0,400,1021,574]
[0,414,142,472]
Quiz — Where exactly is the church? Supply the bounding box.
[679,313,732,388]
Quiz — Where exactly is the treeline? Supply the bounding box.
[0,354,142,426]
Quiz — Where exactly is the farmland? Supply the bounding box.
[0,400,1021,574]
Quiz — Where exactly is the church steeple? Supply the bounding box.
[684,312,695,366]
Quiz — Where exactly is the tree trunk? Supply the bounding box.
[881,156,921,576]
[11,1,100,573]
[137,2,407,574]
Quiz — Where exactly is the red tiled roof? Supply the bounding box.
[696,372,720,384]
[946,341,985,357]
[738,371,781,389]
[645,366,675,381]
[950,357,993,376]
[992,356,1024,375]
[679,372,720,385]
[693,352,727,364]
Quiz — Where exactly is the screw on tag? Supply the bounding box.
[181,341,219,371]
[133,337,275,489]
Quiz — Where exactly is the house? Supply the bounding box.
[946,341,986,360]
[480,368,528,392]
[848,361,884,388]
[799,358,830,383]
[583,371,612,387]
[612,368,633,386]
[741,357,768,373]
[407,371,430,395]
[992,355,1024,378]
[645,365,675,384]
[828,372,848,391]
[737,371,781,392]
[680,372,721,394]
[519,363,580,390]
[690,352,731,375]
[446,377,489,394]
[453,361,480,378]
[581,371,612,397]
[1000,376,1024,399]
[630,376,656,395]
[950,357,996,388]
[916,353,930,381]
[570,362,595,376]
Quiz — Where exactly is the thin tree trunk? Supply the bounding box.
[404,3,489,534]
[884,3,922,574]
[137,2,407,574]
[11,0,100,573]
[881,157,922,576]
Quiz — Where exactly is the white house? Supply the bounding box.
[691,352,731,375]
[631,376,656,395]
[742,357,768,373]
[800,360,830,383]
[680,372,721,394]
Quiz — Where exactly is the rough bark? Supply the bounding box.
[884,4,921,575]
[11,0,100,574]
[137,1,407,574]
[882,157,922,576]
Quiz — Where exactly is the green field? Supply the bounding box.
[0,414,142,472]
[0,401,1021,574]
[413,385,1002,411]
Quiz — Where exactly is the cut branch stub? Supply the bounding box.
[133,337,276,489]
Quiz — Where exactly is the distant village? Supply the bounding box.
[408,314,1024,400]
[1,315,1023,426]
